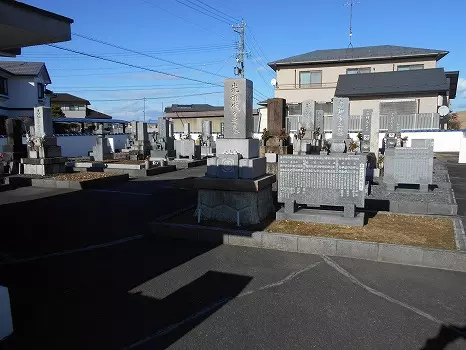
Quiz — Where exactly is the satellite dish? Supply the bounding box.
[438,105,449,117]
[271,78,277,86]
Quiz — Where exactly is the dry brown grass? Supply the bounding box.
[52,172,115,181]
[266,213,456,250]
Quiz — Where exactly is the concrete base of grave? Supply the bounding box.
[150,149,176,160]
[201,146,216,158]
[276,208,365,227]
[0,285,13,341]
[168,158,206,170]
[67,162,176,178]
[21,157,67,176]
[195,174,276,225]
[259,145,292,157]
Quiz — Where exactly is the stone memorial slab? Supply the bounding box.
[202,120,212,137]
[158,117,169,139]
[183,123,191,135]
[300,99,315,134]
[137,122,148,142]
[361,109,372,153]
[278,154,366,208]
[131,121,138,137]
[330,97,349,153]
[384,144,434,191]
[315,110,324,132]
[217,154,240,179]
[267,98,286,136]
[34,107,53,138]
[224,78,253,139]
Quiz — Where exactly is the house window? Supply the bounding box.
[346,67,371,74]
[287,103,302,116]
[37,83,44,99]
[0,77,8,96]
[397,64,424,71]
[69,105,78,111]
[299,71,322,88]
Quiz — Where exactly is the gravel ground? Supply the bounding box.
[52,172,117,181]
[368,183,453,203]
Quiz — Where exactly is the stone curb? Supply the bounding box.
[149,221,466,273]
[31,174,129,189]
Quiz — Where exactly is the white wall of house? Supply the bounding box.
[59,105,87,118]
[0,73,50,118]
[349,96,439,115]
[274,57,438,104]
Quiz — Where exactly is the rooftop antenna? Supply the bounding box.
[345,0,358,48]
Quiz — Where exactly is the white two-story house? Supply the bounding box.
[268,45,459,131]
[0,61,52,131]
[51,93,112,119]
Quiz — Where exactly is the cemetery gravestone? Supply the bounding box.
[385,112,399,149]
[278,155,366,214]
[300,100,315,133]
[315,110,324,134]
[2,119,27,161]
[361,109,372,153]
[224,79,253,139]
[384,140,434,192]
[330,97,349,153]
[267,98,286,136]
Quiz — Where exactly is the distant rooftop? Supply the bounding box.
[87,108,112,119]
[335,68,450,98]
[51,93,90,105]
[0,61,51,83]
[164,104,224,113]
[268,45,449,69]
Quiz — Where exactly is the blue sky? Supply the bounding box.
[8,0,466,120]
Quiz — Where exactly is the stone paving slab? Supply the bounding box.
[31,174,129,189]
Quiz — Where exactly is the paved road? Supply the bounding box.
[0,163,465,349]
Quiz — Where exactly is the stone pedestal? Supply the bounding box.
[201,146,216,158]
[21,157,67,176]
[195,174,276,225]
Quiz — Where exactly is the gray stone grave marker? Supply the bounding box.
[224,78,253,139]
[300,99,315,135]
[34,106,53,138]
[315,110,324,133]
[361,109,372,153]
[278,154,366,218]
[330,97,349,153]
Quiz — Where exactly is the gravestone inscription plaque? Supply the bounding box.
[278,154,366,214]
[361,109,372,153]
[384,143,433,192]
[300,100,315,134]
[34,107,53,138]
[202,120,212,137]
[315,110,324,132]
[224,78,253,139]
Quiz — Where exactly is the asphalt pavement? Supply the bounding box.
[0,162,465,349]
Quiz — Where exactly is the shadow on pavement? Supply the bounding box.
[421,324,466,350]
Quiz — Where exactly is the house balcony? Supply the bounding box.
[275,82,338,90]
[0,0,73,57]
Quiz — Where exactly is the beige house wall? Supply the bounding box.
[274,57,438,103]
[171,117,223,133]
[349,95,439,115]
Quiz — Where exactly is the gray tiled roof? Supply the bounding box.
[334,68,449,98]
[51,93,90,105]
[164,104,223,113]
[268,45,448,68]
[0,61,46,75]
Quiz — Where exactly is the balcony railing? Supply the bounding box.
[275,82,338,90]
[286,113,440,132]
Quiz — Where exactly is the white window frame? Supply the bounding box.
[299,70,322,88]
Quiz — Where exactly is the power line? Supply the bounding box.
[181,0,235,24]
[69,33,230,79]
[47,44,224,87]
[53,86,219,93]
[175,0,233,25]
[90,91,224,102]
[192,0,240,23]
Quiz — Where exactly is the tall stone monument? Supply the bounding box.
[260,98,290,156]
[294,99,322,155]
[21,107,66,175]
[195,78,275,225]
[385,112,401,149]
[360,109,372,153]
[330,97,349,153]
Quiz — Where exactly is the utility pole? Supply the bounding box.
[233,19,246,77]
[143,97,146,122]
